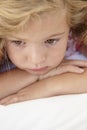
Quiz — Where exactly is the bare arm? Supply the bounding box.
[18,68,87,99]
[0,68,38,99]
[0,59,84,100]
[1,68,87,105]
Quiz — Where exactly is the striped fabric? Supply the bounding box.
[0,58,16,72]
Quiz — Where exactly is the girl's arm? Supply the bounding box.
[1,68,87,105]
[15,68,87,97]
[0,68,38,99]
[0,59,86,100]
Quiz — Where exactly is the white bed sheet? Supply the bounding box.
[0,94,87,130]
[0,52,87,130]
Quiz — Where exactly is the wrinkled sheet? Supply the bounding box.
[0,94,87,130]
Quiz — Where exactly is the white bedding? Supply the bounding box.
[0,94,87,130]
[0,52,87,130]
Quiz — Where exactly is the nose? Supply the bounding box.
[26,45,46,66]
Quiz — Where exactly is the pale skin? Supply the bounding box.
[1,69,87,105]
[0,9,87,105]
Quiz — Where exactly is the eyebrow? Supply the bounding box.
[7,36,26,41]
[7,32,65,41]
[48,32,65,38]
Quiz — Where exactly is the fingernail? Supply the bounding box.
[79,68,84,73]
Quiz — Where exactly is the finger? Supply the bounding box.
[0,94,29,105]
[62,60,87,67]
[0,96,13,105]
[0,95,19,105]
[56,65,84,74]
[66,66,84,73]
[1,98,18,105]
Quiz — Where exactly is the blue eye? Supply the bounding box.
[11,40,26,46]
[45,38,60,45]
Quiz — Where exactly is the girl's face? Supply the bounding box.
[5,10,70,75]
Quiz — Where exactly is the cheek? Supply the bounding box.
[8,52,20,65]
[50,50,65,65]
[49,41,67,65]
[6,46,22,66]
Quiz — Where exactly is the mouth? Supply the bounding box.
[25,66,49,73]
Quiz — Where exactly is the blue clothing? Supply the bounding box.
[0,58,16,72]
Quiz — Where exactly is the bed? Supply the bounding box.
[0,52,87,130]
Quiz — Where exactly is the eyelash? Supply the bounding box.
[10,38,60,47]
[45,38,60,45]
[11,40,26,46]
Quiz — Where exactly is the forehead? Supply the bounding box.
[9,9,67,37]
[0,0,67,38]
[28,10,67,31]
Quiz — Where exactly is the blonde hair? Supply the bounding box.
[0,0,87,60]
[65,0,87,44]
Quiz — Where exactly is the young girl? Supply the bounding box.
[0,0,87,105]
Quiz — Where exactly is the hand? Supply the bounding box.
[0,92,31,105]
[0,80,47,105]
[39,59,87,80]
[0,80,49,105]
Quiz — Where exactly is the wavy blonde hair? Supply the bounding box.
[0,0,87,60]
[65,0,87,44]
